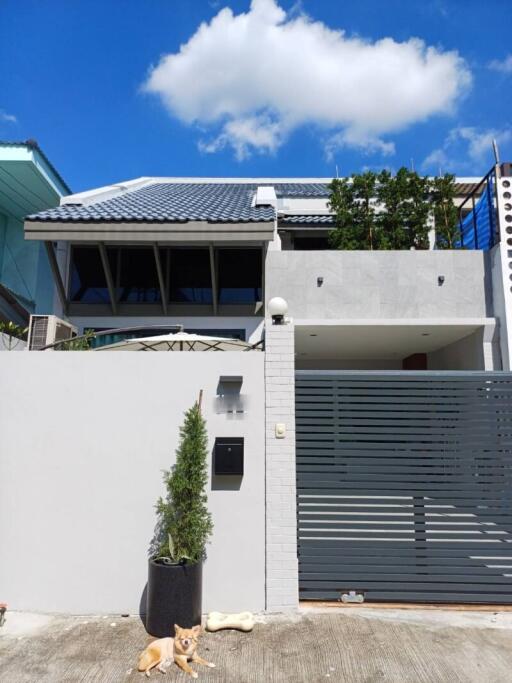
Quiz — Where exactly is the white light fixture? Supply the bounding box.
[267,297,288,325]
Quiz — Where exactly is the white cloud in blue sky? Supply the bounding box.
[488,55,512,75]
[0,110,17,124]
[423,126,512,172]
[144,0,471,160]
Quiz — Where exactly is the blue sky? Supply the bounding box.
[1,0,511,193]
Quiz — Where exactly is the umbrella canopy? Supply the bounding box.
[94,331,258,352]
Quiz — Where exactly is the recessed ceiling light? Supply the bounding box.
[421,333,430,336]
[310,334,318,337]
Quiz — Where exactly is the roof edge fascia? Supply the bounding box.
[0,141,71,197]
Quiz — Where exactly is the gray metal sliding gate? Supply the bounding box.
[296,372,512,604]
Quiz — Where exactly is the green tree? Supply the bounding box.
[329,168,434,251]
[431,174,460,249]
[155,400,213,564]
[327,178,359,249]
[329,172,379,250]
[404,170,431,250]
[376,168,431,250]
[352,171,379,250]
[60,329,95,350]
[376,168,410,249]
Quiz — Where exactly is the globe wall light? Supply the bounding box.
[267,297,288,325]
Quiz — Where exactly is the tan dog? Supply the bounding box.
[138,624,215,678]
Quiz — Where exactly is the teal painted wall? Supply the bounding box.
[0,212,54,313]
[0,212,6,275]
[0,144,69,318]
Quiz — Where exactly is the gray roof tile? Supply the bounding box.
[279,215,334,226]
[27,182,331,224]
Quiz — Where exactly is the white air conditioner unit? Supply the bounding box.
[27,315,78,350]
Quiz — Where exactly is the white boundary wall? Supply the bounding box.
[0,352,265,614]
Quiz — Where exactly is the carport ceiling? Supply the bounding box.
[295,323,481,360]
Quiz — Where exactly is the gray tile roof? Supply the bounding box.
[279,215,334,226]
[27,182,332,224]
[26,178,479,225]
[275,183,330,197]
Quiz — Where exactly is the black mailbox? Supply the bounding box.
[214,437,244,476]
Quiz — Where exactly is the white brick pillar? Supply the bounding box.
[264,320,299,611]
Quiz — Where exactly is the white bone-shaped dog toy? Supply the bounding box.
[206,611,255,632]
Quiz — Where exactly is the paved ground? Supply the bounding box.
[2,608,512,682]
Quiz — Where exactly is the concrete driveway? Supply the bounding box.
[1,608,512,682]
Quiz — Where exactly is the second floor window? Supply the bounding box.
[68,245,263,308]
[118,248,161,303]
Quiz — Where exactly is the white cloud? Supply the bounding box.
[0,110,17,124]
[198,113,283,160]
[325,130,396,161]
[144,0,471,159]
[488,54,512,74]
[423,126,512,172]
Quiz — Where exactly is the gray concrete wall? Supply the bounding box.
[427,324,501,371]
[0,352,265,615]
[266,250,491,320]
[427,328,486,370]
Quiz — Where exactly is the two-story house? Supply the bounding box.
[4,164,512,614]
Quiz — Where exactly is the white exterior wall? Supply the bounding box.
[264,321,299,611]
[0,352,265,615]
[490,244,508,368]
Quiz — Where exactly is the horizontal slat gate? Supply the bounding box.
[296,371,512,603]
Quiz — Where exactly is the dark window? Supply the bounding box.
[187,328,245,341]
[118,247,160,303]
[69,246,116,303]
[293,236,331,250]
[217,249,262,304]
[169,248,212,304]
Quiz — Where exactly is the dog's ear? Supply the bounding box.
[174,624,181,636]
[192,625,202,636]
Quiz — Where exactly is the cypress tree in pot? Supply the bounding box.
[146,396,213,638]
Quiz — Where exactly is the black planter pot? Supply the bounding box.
[146,559,202,638]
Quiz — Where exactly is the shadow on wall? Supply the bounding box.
[139,583,148,629]
[211,474,242,491]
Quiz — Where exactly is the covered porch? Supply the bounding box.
[294,318,500,371]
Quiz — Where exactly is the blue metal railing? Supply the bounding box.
[457,167,498,250]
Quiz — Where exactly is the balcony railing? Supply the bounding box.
[457,166,499,251]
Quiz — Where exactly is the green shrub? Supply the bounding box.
[155,400,213,564]
[328,168,458,250]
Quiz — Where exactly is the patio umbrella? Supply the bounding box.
[94,331,257,352]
